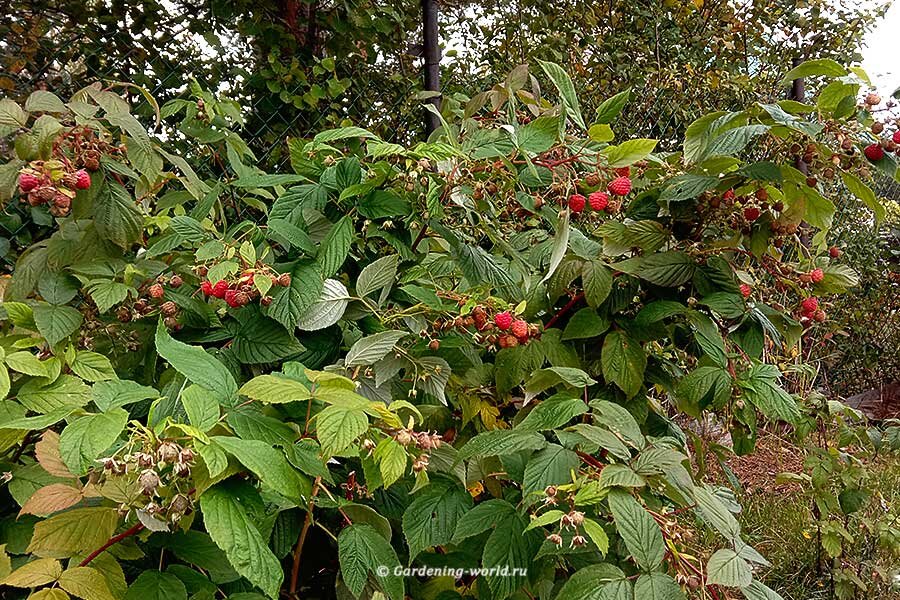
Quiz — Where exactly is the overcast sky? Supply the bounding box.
[862,1,900,98]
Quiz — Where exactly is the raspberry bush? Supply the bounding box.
[0,60,896,600]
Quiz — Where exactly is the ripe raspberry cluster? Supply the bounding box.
[862,92,900,163]
[200,268,292,308]
[428,304,541,350]
[17,162,91,216]
[799,296,827,324]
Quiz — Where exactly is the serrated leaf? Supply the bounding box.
[523,444,579,495]
[200,483,282,599]
[58,566,117,600]
[357,254,399,299]
[210,437,309,502]
[69,351,116,382]
[457,430,546,460]
[19,484,82,517]
[516,393,587,431]
[18,375,91,414]
[316,404,369,457]
[537,60,585,129]
[603,139,657,167]
[239,374,311,404]
[296,279,349,331]
[1,557,62,587]
[601,330,646,398]
[92,380,158,412]
[155,320,237,403]
[608,489,665,570]
[345,331,408,367]
[402,482,472,562]
[180,384,220,431]
[338,524,404,600]
[316,216,353,278]
[92,181,142,249]
[59,409,128,475]
[26,506,119,558]
[33,304,83,347]
[265,261,323,330]
[123,571,187,600]
[707,548,752,587]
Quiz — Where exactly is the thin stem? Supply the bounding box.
[288,477,322,597]
[78,522,145,567]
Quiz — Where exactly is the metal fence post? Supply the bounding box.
[422,0,441,136]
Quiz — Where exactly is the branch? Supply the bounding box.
[545,293,584,330]
[288,477,322,597]
[78,522,145,567]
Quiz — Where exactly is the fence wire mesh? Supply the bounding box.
[1,6,897,396]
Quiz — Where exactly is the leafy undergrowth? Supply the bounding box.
[692,433,900,599]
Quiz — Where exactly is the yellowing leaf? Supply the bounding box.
[35,430,75,478]
[27,507,119,558]
[58,566,117,600]
[20,484,83,517]
[2,557,62,587]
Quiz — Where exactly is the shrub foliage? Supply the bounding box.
[0,61,896,600]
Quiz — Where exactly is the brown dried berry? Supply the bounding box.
[161,301,178,316]
[170,275,183,288]
[277,273,292,287]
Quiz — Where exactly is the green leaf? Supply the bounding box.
[25,90,67,113]
[537,60,585,129]
[69,351,116,382]
[316,404,369,457]
[4,352,51,378]
[516,394,587,431]
[582,260,613,307]
[659,173,720,202]
[568,424,631,461]
[741,581,786,600]
[561,308,609,341]
[523,443,580,495]
[841,170,885,222]
[707,548,753,587]
[210,437,309,502]
[296,279,349,331]
[402,482,472,562]
[316,216,353,278]
[518,116,560,153]
[357,254,399,300]
[88,281,130,313]
[181,385,220,431]
[18,375,91,414]
[0,98,27,127]
[200,482,283,599]
[701,125,768,159]
[345,331,408,367]
[457,430,546,460]
[374,437,407,488]
[633,573,686,600]
[155,320,237,403]
[26,506,120,558]
[481,511,538,597]
[781,58,847,83]
[740,364,800,424]
[59,408,129,475]
[92,380,158,412]
[338,524,405,600]
[614,252,695,287]
[313,127,378,143]
[600,464,645,488]
[33,304,83,346]
[555,564,631,599]
[58,566,117,600]
[239,374,311,404]
[608,489,665,570]
[595,89,631,124]
[1,557,62,587]
[694,485,741,539]
[676,367,732,416]
[602,139,657,167]
[93,180,143,248]
[601,330,647,398]
[124,571,187,600]
[581,518,610,554]
[231,309,304,364]
[264,261,323,330]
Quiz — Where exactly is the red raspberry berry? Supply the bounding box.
[148,283,165,299]
[18,172,40,192]
[200,281,213,296]
[211,280,229,299]
[810,268,824,283]
[607,176,632,196]
[568,194,586,213]
[864,143,884,161]
[723,189,735,200]
[743,206,761,222]
[494,311,513,331]
[498,334,519,349]
[828,246,841,258]
[800,297,819,315]
[588,191,609,211]
[510,319,529,340]
[614,166,631,177]
[224,289,241,308]
[74,169,91,190]
[739,284,752,298]
[893,130,900,144]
